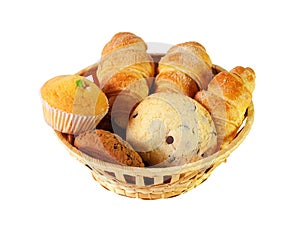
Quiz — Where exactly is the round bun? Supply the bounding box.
[126,92,217,167]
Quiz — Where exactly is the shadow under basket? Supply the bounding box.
[54,54,255,199]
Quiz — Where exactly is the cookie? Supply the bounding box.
[74,129,144,167]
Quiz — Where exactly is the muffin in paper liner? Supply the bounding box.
[40,75,109,135]
[42,99,106,135]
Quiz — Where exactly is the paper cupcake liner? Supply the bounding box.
[42,100,105,135]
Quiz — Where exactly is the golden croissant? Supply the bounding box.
[155,41,214,97]
[96,32,154,129]
[194,66,255,148]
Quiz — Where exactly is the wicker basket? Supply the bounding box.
[54,54,254,199]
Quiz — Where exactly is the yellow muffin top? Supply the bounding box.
[40,75,108,116]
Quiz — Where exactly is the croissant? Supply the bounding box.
[194,66,255,148]
[96,32,154,129]
[155,41,214,97]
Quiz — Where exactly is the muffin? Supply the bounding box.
[40,75,109,134]
[74,129,144,167]
[126,92,217,167]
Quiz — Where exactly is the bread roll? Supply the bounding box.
[155,41,213,97]
[126,92,217,167]
[96,32,154,129]
[194,66,255,148]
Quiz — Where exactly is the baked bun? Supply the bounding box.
[194,66,255,148]
[126,92,217,167]
[96,32,154,129]
[74,129,144,167]
[155,41,213,97]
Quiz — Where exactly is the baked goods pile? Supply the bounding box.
[40,32,255,168]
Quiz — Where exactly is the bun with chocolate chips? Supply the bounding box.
[126,92,217,167]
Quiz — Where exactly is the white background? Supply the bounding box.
[1,0,299,226]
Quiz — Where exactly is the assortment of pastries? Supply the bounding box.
[40,32,255,168]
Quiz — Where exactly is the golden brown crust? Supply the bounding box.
[155,41,213,97]
[74,129,144,167]
[96,32,154,129]
[176,41,212,68]
[101,71,143,94]
[101,32,147,56]
[208,71,251,106]
[230,66,255,93]
[195,90,241,147]
[194,67,255,148]
[97,32,154,85]
[155,70,198,97]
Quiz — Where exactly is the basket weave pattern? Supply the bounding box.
[55,54,254,199]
